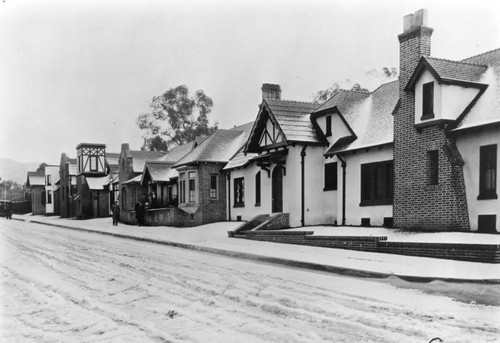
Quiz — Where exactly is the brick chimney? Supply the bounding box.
[398,9,433,89]
[261,83,281,101]
[393,9,470,231]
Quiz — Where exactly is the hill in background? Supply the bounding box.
[0,158,41,185]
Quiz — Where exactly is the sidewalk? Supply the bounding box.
[14,214,500,283]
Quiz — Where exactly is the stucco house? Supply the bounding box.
[225,9,500,233]
[26,171,45,215]
[44,165,60,216]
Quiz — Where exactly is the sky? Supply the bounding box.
[0,0,499,164]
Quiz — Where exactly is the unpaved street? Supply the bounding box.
[1,220,499,342]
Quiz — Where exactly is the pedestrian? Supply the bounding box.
[111,201,120,226]
[135,201,143,226]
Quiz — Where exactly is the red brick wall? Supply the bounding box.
[393,26,470,230]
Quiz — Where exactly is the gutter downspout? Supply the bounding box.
[227,171,231,221]
[300,145,307,227]
[336,154,346,226]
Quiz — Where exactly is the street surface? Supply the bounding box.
[1,220,499,342]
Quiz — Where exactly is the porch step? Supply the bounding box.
[228,213,290,238]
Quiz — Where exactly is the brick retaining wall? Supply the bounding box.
[233,230,500,263]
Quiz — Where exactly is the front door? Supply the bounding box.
[272,166,283,213]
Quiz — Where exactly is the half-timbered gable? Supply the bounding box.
[76,143,106,175]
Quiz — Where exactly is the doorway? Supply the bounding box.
[272,166,283,213]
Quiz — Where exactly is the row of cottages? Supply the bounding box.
[26,143,119,218]
[225,9,500,233]
[118,124,253,227]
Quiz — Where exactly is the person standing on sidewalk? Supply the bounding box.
[111,201,120,226]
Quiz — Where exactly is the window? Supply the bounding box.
[324,162,338,191]
[47,175,51,186]
[90,156,98,171]
[179,180,185,203]
[422,82,434,119]
[428,150,439,185]
[325,115,332,137]
[47,190,52,204]
[479,144,497,199]
[360,160,393,206]
[210,174,217,199]
[255,171,261,206]
[234,177,244,207]
[188,172,196,203]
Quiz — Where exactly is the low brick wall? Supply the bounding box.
[233,230,500,263]
[378,241,500,263]
[305,236,386,252]
[244,231,313,245]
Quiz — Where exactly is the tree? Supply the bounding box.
[136,85,218,151]
[36,162,47,173]
[313,67,397,103]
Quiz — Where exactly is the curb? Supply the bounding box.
[26,220,500,284]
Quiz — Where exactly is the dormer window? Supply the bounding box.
[421,81,434,120]
[325,116,332,137]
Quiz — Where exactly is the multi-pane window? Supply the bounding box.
[188,172,196,203]
[255,171,261,206]
[324,162,338,191]
[210,174,217,199]
[47,190,52,204]
[90,156,98,171]
[47,175,52,186]
[325,116,332,137]
[479,144,497,199]
[428,150,439,185]
[360,160,393,206]
[234,177,244,207]
[422,81,434,119]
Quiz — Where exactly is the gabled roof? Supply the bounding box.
[26,171,45,186]
[174,124,253,167]
[106,152,120,173]
[223,150,258,170]
[141,161,177,185]
[265,99,320,143]
[86,175,110,190]
[323,81,399,155]
[123,174,143,185]
[158,138,204,164]
[453,48,500,131]
[406,56,488,91]
[128,150,168,173]
[245,99,320,152]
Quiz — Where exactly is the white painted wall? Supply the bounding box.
[456,127,500,232]
[229,165,272,221]
[341,146,393,226]
[316,113,352,145]
[415,69,479,125]
[45,166,60,214]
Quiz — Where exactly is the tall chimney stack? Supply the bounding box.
[261,83,281,101]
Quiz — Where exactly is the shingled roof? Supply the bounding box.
[454,48,500,131]
[142,161,178,184]
[406,56,489,91]
[128,150,168,173]
[27,171,45,186]
[323,81,399,155]
[174,125,252,167]
[265,99,320,143]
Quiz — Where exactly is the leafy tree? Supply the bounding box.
[36,162,47,173]
[136,85,218,151]
[313,67,397,103]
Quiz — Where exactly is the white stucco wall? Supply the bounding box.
[228,165,272,221]
[456,127,500,232]
[341,146,393,226]
[45,166,60,214]
[415,69,479,125]
[316,114,352,145]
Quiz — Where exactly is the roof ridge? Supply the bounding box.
[370,79,398,93]
[266,98,316,105]
[336,88,371,95]
[426,55,488,68]
[462,47,500,63]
